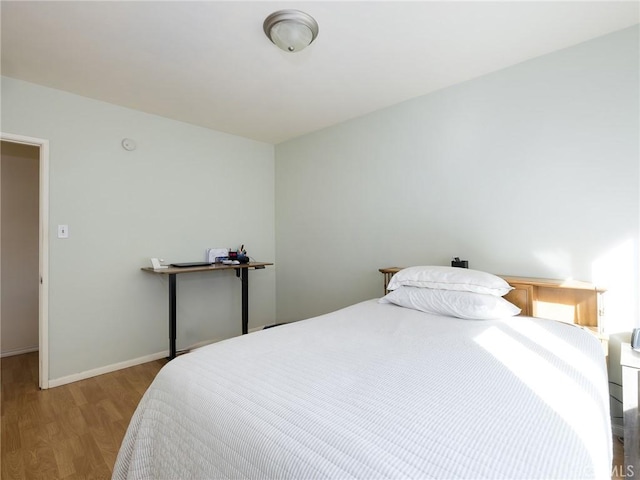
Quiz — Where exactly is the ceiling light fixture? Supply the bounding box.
[263,10,319,53]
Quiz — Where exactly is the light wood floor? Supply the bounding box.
[1,352,166,479]
[612,434,626,480]
[1,352,627,479]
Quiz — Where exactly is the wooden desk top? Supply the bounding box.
[141,262,273,275]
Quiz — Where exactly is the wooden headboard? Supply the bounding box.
[378,267,605,334]
[499,275,604,332]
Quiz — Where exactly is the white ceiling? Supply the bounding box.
[2,1,638,144]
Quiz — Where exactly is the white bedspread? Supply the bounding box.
[113,300,611,479]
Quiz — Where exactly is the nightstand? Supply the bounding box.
[621,342,640,477]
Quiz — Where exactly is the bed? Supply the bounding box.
[113,267,611,479]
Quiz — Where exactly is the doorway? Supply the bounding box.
[0,134,49,389]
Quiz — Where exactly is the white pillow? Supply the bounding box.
[380,286,521,320]
[386,266,513,297]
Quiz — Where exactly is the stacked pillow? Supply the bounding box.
[379,266,520,320]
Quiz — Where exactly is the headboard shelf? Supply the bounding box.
[379,267,605,335]
[498,275,606,293]
[498,275,604,331]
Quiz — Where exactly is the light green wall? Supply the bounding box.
[3,26,638,382]
[275,26,640,333]
[1,77,275,380]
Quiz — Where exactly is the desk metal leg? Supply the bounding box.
[241,268,249,334]
[169,273,177,360]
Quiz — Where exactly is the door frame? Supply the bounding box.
[1,132,50,389]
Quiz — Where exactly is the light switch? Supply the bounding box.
[57,225,69,238]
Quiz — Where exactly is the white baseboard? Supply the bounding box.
[1,345,38,358]
[48,350,169,388]
[46,327,275,389]
[47,336,241,389]
[185,337,222,352]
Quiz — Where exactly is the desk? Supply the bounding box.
[141,262,273,360]
[621,342,640,477]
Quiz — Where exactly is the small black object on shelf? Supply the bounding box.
[451,257,468,268]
